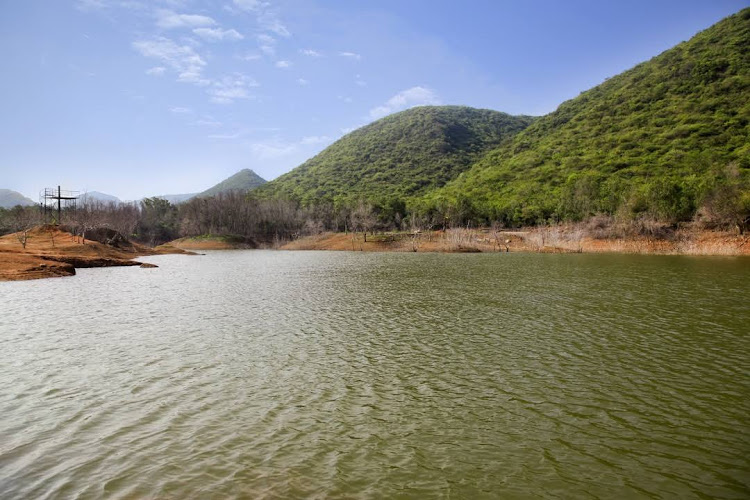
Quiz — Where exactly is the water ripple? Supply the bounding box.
[0,251,748,499]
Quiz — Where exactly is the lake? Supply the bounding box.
[1,250,748,499]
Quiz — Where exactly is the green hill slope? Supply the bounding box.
[0,189,35,208]
[258,106,535,204]
[200,169,267,198]
[427,8,749,226]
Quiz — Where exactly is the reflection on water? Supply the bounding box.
[1,251,748,498]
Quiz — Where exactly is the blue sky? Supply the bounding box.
[1,0,746,200]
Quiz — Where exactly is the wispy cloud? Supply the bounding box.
[75,0,147,11]
[300,135,330,145]
[193,117,223,127]
[275,60,291,69]
[256,33,276,56]
[170,106,192,113]
[249,141,297,160]
[208,74,259,104]
[369,86,441,119]
[232,0,266,12]
[208,131,245,139]
[299,49,321,57]
[133,37,209,85]
[145,66,166,76]
[75,0,109,10]
[193,27,244,41]
[155,9,216,29]
[232,0,290,37]
[248,133,330,159]
[259,13,290,37]
[297,78,309,86]
[238,52,262,61]
[339,51,361,60]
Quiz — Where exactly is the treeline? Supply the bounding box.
[419,163,749,230]
[0,164,746,246]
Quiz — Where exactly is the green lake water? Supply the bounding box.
[1,251,748,498]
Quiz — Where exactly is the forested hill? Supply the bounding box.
[199,169,267,198]
[427,8,749,225]
[258,106,536,204]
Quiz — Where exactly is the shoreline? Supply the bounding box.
[0,226,192,282]
[3,226,747,283]
[280,227,750,256]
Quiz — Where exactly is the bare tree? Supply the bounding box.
[351,200,376,242]
[10,206,37,249]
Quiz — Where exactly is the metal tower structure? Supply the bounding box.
[40,186,80,224]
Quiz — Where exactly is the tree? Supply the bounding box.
[138,197,178,246]
[350,200,376,242]
[10,206,37,249]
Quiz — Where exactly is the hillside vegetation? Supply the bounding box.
[258,106,535,204]
[425,8,749,227]
[199,169,267,198]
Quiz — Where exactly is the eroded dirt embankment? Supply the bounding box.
[280,228,750,256]
[0,225,191,282]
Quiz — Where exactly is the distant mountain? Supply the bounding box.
[0,189,35,208]
[153,193,199,204]
[430,8,750,225]
[257,106,535,204]
[199,169,267,198]
[80,191,122,204]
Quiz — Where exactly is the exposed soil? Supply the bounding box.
[0,225,193,282]
[280,228,750,256]
[160,235,259,251]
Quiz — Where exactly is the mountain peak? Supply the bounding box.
[258,105,535,203]
[199,169,267,198]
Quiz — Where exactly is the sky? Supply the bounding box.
[1,0,746,201]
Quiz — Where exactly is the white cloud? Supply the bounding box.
[193,117,222,127]
[339,51,361,60]
[233,0,267,12]
[75,0,108,10]
[297,78,309,86]
[300,135,330,145]
[299,49,321,57]
[76,0,146,11]
[208,131,244,139]
[208,74,259,104]
[155,9,216,29]
[193,27,244,41]
[369,86,441,119]
[338,95,353,103]
[170,106,192,113]
[145,66,166,76]
[275,60,291,69]
[249,141,297,160]
[256,33,275,45]
[256,33,276,56]
[259,13,290,37]
[133,37,208,85]
[239,52,262,61]
[232,0,290,37]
